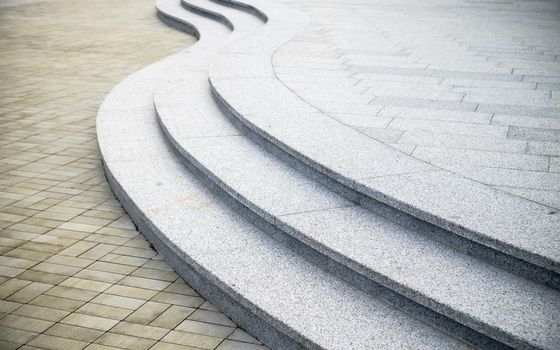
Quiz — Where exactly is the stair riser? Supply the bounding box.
[209,80,560,292]
[156,7,201,39]
[181,0,234,30]
[210,0,268,22]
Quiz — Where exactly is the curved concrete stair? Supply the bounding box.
[153,4,560,350]
[98,1,476,349]
[156,49,560,350]
[206,0,560,286]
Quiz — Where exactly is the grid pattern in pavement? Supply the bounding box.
[0,0,266,349]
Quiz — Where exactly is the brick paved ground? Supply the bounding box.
[0,0,265,349]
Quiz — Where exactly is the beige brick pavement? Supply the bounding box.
[0,0,267,349]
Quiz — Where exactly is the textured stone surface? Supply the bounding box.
[271,0,560,210]
[159,65,560,348]
[151,1,560,348]
[99,40,473,350]
[209,0,560,276]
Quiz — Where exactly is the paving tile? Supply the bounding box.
[27,334,88,350]
[176,319,234,338]
[0,325,37,344]
[13,304,70,322]
[95,332,156,350]
[0,229,40,242]
[508,126,560,143]
[152,292,205,308]
[131,267,178,282]
[5,248,52,262]
[58,222,102,233]
[112,246,156,259]
[0,299,22,314]
[413,146,548,171]
[0,278,31,298]
[150,305,195,329]
[119,276,171,291]
[79,243,117,260]
[31,261,81,276]
[6,281,52,303]
[44,285,99,302]
[88,261,137,275]
[550,157,560,173]
[61,313,119,331]
[164,281,198,296]
[60,277,112,293]
[0,256,37,269]
[104,284,159,300]
[0,314,54,333]
[228,329,261,344]
[528,141,560,156]
[0,265,24,278]
[46,255,94,268]
[162,330,222,349]
[74,268,125,284]
[150,343,201,350]
[216,340,267,350]
[142,259,174,272]
[76,302,133,320]
[45,323,105,343]
[493,115,560,130]
[199,301,219,312]
[84,234,129,245]
[90,293,146,310]
[15,270,69,284]
[398,129,527,154]
[124,301,170,325]
[31,234,79,247]
[84,344,124,350]
[216,340,268,350]
[188,309,236,327]
[111,321,169,340]
[0,340,21,350]
[58,241,98,257]
[96,227,138,239]
[100,253,148,267]
[29,294,85,312]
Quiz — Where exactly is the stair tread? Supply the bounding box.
[98,45,473,350]
[207,0,560,275]
[156,58,560,350]
[98,2,473,349]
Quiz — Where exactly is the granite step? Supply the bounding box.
[153,6,560,350]
[96,1,479,349]
[156,60,560,350]
[206,0,560,287]
[181,0,234,30]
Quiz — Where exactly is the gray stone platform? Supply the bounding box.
[273,0,560,210]
[96,0,560,349]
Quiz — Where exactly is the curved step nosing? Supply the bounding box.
[208,78,560,291]
[210,0,268,22]
[181,0,234,31]
[102,163,311,350]
[155,105,520,350]
[156,5,201,39]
